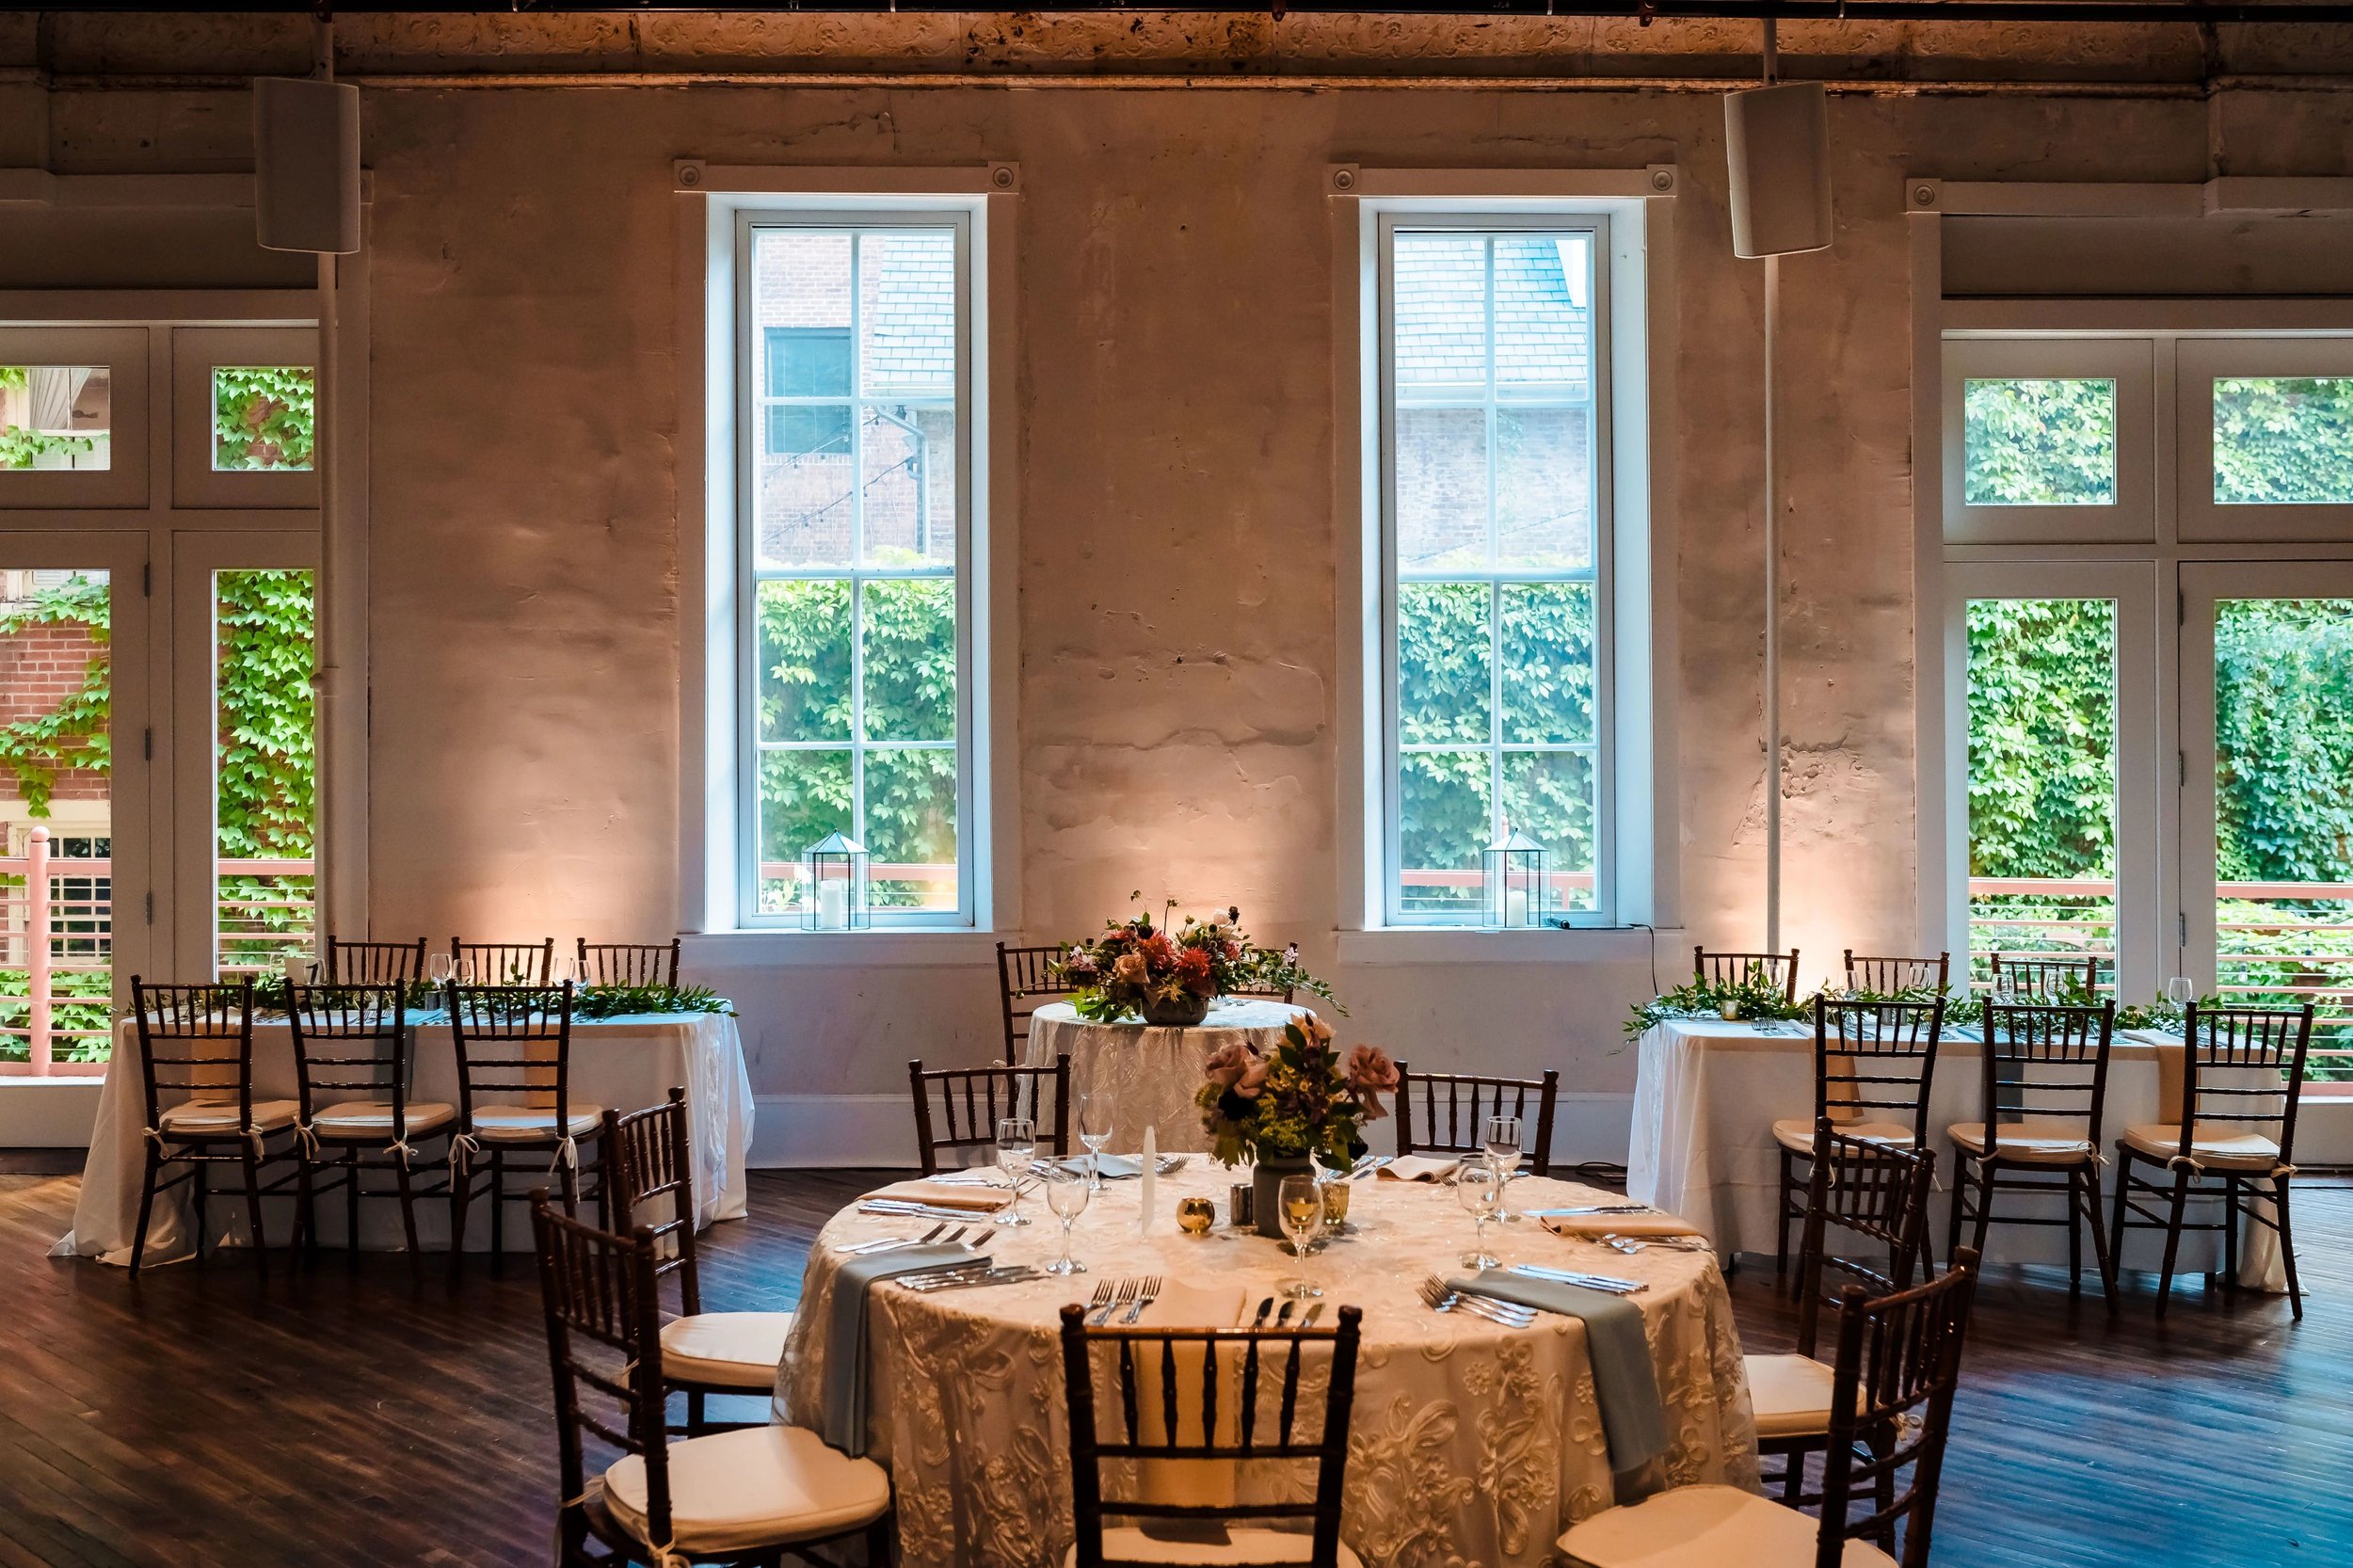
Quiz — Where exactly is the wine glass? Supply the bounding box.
[1076,1091,1113,1192]
[1277,1174,1324,1300]
[2166,975,2195,1009]
[1043,1167,1091,1274]
[1457,1160,1503,1270]
[1482,1114,1524,1222]
[994,1116,1036,1226]
[428,952,454,988]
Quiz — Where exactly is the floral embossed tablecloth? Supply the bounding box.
[774,1163,1759,1568]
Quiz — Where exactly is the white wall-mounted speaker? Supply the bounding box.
[253,76,361,255]
[1724,80,1832,259]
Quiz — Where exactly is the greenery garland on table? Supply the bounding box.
[1625,972,2217,1040]
[241,976,733,1019]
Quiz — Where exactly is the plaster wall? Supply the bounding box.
[13,16,2353,1162]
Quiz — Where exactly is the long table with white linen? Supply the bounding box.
[1625,1016,2283,1288]
[52,1010,754,1266]
[775,1163,1760,1568]
[1024,998,1307,1154]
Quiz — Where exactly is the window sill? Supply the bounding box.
[1335,927,1659,966]
[680,930,1010,968]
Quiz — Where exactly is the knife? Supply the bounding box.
[1508,1263,1649,1295]
[1527,1205,1654,1217]
[1275,1301,1296,1325]
[1299,1304,1325,1328]
[1250,1296,1276,1329]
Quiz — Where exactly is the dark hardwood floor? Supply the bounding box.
[2,1168,2345,1568]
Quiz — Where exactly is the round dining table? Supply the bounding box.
[773,1162,1760,1568]
[1023,998,1308,1154]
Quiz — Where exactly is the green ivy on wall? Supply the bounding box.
[0,366,99,472]
[214,366,316,472]
[0,574,111,815]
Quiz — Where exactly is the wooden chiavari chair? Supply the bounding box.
[452,936,555,985]
[2110,1001,2313,1320]
[1562,1249,1980,1568]
[1393,1064,1560,1176]
[907,1055,1069,1174]
[1773,996,1945,1278]
[287,981,454,1264]
[1843,950,1949,994]
[579,938,681,990]
[1059,1301,1365,1568]
[322,936,428,987]
[531,1196,891,1568]
[448,981,600,1271]
[1749,1126,1937,1507]
[1987,951,2098,1000]
[602,1088,792,1435]
[1946,1000,2117,1307]
[997,941,1077,1064]
[1695,945,1801,1002]
[126,976,301,1277]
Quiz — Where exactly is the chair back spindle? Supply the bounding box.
[1977,1000,2114,1154]
[2176,1001,2313,1164]
[1843,950,1950,995]
[997,942,1078,1064]
[286,983,414,1129]
[908,1056,1069,1173]
[1393,1064,1560,1176]
[453,937,556,986]
[600,1087,700,1315]
[578,939,681,990]
[1813,996,1945,1144]
[1695,946,1801,1002]
[1793,1125,1937,1355]
[449,982,576,1121]
[323,936,428,987]
[131,976,258,1131]
[1987,951,2099,1001]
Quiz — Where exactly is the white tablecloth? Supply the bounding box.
[1625,1017,2283,1288]
[775,1164,1758,1568]
[1026,999,1306,1155]
[52,1011,755,1265]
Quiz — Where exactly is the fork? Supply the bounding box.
[1417,1274,1536,1328]
[1093,1278,1138,1326]
[1082,1279,1116,1324]
[1123,1273,1163,1324]
[834,1222,949,1256]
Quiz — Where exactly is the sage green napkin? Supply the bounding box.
[820,1243,975,1456]
[1450,1271,1668,1473]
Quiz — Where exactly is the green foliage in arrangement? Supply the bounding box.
[213,366,316,472]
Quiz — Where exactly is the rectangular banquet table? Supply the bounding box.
[1625,1016,2284,1289]
[52,1010,755,1265]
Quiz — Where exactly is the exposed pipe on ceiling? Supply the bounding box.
[9,0,2353,21]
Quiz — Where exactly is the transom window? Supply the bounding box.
[737,216,973,927]
[1375,217,1611,927]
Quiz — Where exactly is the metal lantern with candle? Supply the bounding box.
[1482,827,1549,929]
[802,831,872,931]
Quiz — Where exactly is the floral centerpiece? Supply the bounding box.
[1198,1014,1398,1237]
[1051,899,1337,1026]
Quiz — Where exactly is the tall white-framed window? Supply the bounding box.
[1374,215,1614,927]
[733,211,976,929]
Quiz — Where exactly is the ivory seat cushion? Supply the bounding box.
[1742,1352,1840,1440]
[601,1423,888,1553]
[471,1103,603,1142]
[1947,1119,2093,1165]
[158,1097,299,1136]
[1062,1528,1366,1567]
[1770,1119,1914,1155]
[661,1311,796,1388]
[311,1099,456,1139]
[1558,1483,1897,1568]
[2120,1122,2283,1172]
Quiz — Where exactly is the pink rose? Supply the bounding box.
[1346,1044,1399,1120]
[1112,952,1147,986]
[1203,1040,1251,1092]
[1235,1051,1272,1099]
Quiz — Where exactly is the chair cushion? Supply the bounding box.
[1558,1483,1896,1568]
[158,1097,299,1137]
[1743,1352,1840,1440]
[1062,1528,1365,1567]
[602,1423,888,1554]
[311,1099,456,1139]
[1947,1119,2093,1165]
[470,1102,602,1142]
[661,1311,795,1389]
[2121,1122,2283,1173]
[1770,1118,1914,1155]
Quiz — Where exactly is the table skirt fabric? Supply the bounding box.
[1025,999,1307,1155]
[53,1011,755,1265]
[775,1166,1760,1568]
[1625,1017,2285,1289]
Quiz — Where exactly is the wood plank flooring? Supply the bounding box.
[2,1168,2344,1567]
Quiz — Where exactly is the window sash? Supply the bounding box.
[1375,214,1615,928]
[734,212,976,929]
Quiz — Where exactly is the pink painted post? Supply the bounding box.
[25,826,50,1076]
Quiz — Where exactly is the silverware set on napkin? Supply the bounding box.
[1080,1275,1164,1324]
[858,1198,1002,1222]
[1346,1154,1394,1181]
[832,1222,978,1257]
[893,1256,1046,1293]
[1508,1262,1650,1295]
[1417,1274,1537,1328]
[1243,1295,1326,1328]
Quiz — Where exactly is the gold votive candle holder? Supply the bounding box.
[1321,1181,1351,1225]
[1176,1196,1216,1235]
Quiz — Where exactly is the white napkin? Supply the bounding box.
[1136,1280,1249,1328]
[863,1178,1011,1212]
[1538,1209,1703,1239]
[1132,1280,1250,1509]
[1377,1154,1464,1182]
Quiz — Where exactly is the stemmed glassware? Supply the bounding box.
[1482,1115,1524,1223]
[2166,975,2196,1009]
[995,1117,1036,1226]
[1043,1167,1091,1274]
[1077,1092,1113,1192]
[428,952,454,988]
[1277,1174,1324,1300]
[1457,1160,1503,1270]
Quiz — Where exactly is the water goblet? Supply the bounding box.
[1277,1174,1324,1300]
[1483,1114,1524,1222]
[1456,1160,1503,1270]
[2166,975,2196,1009]
[428,952,454,988]
[1077,1091,1113,1192]
[994,1116,1036,1226]
[1043,1168,1091,1274]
